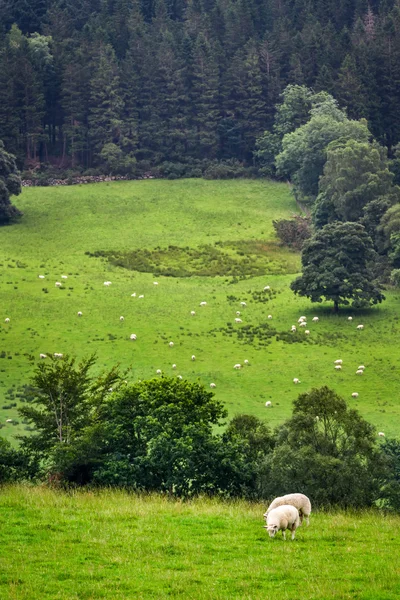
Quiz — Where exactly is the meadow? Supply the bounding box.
[0,485,399,600]
[0,178,400,442]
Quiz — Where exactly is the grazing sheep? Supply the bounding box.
[312,316,319,322]
[265,401,272,407]
[191,311,196,316]
[356,369,364,375]
[130,334,137,340]
[299,322,307,327]
[305,330,310,335]
[235,318,243,323]
[268,315,272,319]
[156,369,162,375]
[169,341,174,347]
[153,281,159,285]
[264,505,300,540]
[352,392,359,398]
[244,359,249,365]
[38,275,45,279]
[348,316,353,321]
[39,353,47,359]
[131,293,136,297]
[55,282,62,287]
[264,493,312,526]
[172,364,177,369]
[264,286,270,291]
[334,359,343,365]
[200,301,207,306]
[104,281,112,286]
[234,363,241,369]
[298,316,306,323]
[191,355,196,361]
[240,301,247,307]
[178,375,183,380]
[293,378,300,384]
[358,365,365,370]
[236,311,241,316]
[335,365,342,370]
[139,294,144,298]
[61,275,68,279]
[54,353,63,358]
[120,316,124,321]
[291,325,297,332]
[4,318,10,323]
[210,383,216,388]
[6,419,13,423]
[378,432,385,437]
[77,311,83,317]
[357,324,364,330]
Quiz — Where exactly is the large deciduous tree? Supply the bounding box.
[0,140,22,224]
[291,222,385,312]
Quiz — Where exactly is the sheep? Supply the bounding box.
[265,401,272,407]
[334,359,343,365]
[298,316,306,323]
[156,369,162,375]
[153,281,159,285]
[357,324,364,330]
[104,281,112,286]
[234,363,241,369]
[131,293,136,297]
[77,311,83,317]
[61,275,68,279]
[210,383,216,388]
[191,355,196,361]
[299,322,307,327]
[177,375,183,380]
[169,341,174,347]
[200,301,207,306]
[268,315,272,319]
[244,359,249,365]
[120,316,124,321]
[356,369,364,375]
[348,316,353,321]
[378,432,385,437]
[6,419,13,423]
[305,330,310,335]
[264,493,312,526]
[291,325,297,332]
[54,353,63,358]
[335,365,342,370]
[264,505,300,540]
[55,282,62,287]
[235,318,243,323]
[352,392,359,398]
[38,275,45,279]
[312,316,319,322]
[293,378,300,384]
[236,311,241,316]
[240,301,247,307]
[190,311,196,316]
[130,334,137,340]
[4,318,10,323]
[172,364,177,369]
[264,286,271,291]
[358,365,365,370]
[139,294,144,298]
[39,353,47,359]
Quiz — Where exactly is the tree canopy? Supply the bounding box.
[0,140,22,224]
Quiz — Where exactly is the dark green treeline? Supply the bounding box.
[1,0,400,170]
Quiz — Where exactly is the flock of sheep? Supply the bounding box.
[264,493,312,540]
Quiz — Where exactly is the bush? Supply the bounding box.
[203,160,250,180]
[390,268,400,287]
[273,215,312,250]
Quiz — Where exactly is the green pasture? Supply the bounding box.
[0,485,399,600]
[0,178,399,441]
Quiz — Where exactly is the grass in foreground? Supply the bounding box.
[0,485,399,600]
[0,178,399,441]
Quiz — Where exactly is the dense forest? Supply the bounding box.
[1,0,400,173]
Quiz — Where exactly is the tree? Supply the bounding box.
[315,139,400,225]
[381,438,400,511]
[0,140,22,224]
[258,387,384,508]
[291,222,385,312]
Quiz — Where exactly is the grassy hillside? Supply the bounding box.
[0,178,400,442]
[0,485,399,600]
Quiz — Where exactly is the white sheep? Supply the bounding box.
[264,505,300,540]
[352,392,359,398]
[61,275,68,279]
[153,281,159,285]
[120,316,124,321]
[358,365,365,370]
[298,316,306,323]
[54,353,63,358]
[4,318,10,323]
[240,301,247,307]
[236,311,241,316]
[264,286,270,291]
[55,282,62,287]
[130,334,137,340]
[191,355,196,361]
[357,324,364,330]
[172,364,177,369]
[334,359,343,365]
[312,316,319,322]
[104,281,112,286]
[356,369,364,375]
[210,383,216,388]
[39,353,47,359]
[335,365,342,370]
[244,359,249,365]
[305,330,310,335]
[265,401,272,407]
[291,325,297,332]
[264,493,312,526]
[169,341,174,347]
[234,363,241,369]
[378,432,385,437]
[293,378,300,384]
[299,322,307,327]
[139,294,144,298]
[268,315,272,319]
[156,369,162,375]
[77,311,83,317]
[235,318,242,323]
[200,301,207,306]
[131,293,136,297]
[190,311,196,316]
[177,375,183,380]
[348,316,353,321]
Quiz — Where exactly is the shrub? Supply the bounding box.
[272,215,312,250]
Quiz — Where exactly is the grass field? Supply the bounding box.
[1,178,400,441]
[0,485,399,600]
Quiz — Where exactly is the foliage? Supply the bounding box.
[0,436,37,482]
[291,222,385,312]
[0,140,22,224]
[272,214,312,250]
[258,387,384,508]
[381,439,400,511]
